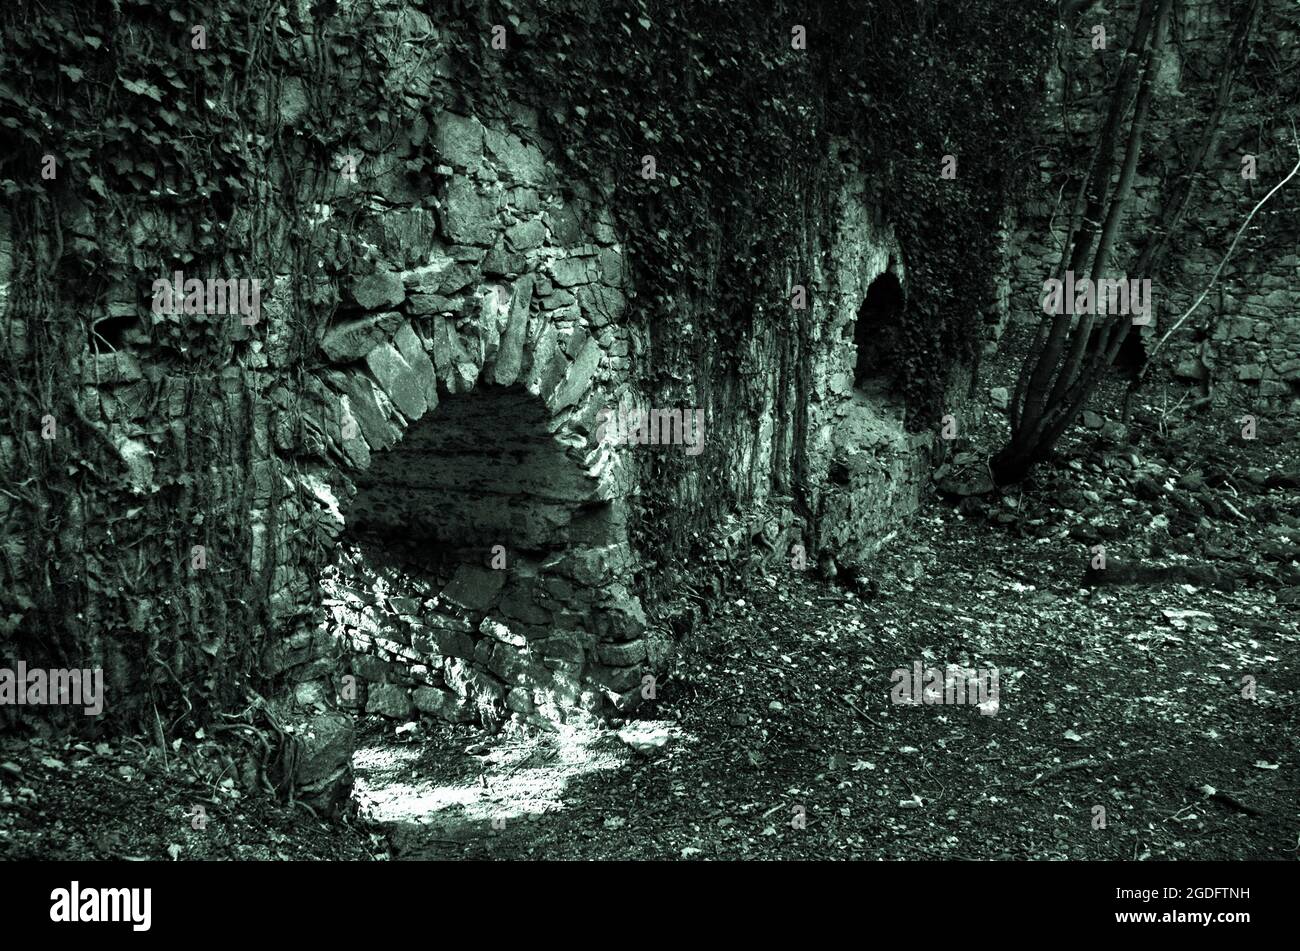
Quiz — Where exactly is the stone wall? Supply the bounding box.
[805,168,930,571]
[0,1,941,808]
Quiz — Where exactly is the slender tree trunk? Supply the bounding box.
[994,0,1164,484]
[1011,0,1158,439]
[1039,0,1262,452]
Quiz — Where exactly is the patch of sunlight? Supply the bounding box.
[356,779,484,819]
[352,742,420,774]
[352,722,648,828]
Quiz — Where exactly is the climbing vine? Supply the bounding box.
[445,0,1052,416]
[0,0,1052,726]
[0,0,431,727]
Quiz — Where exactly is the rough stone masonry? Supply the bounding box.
[0,2,938,812]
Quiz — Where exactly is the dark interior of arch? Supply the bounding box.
[348,386,597,552]
[315,382,622,727]
[853,271,906,389]
[1088,321,1147,377]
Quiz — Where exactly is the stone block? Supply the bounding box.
[506,219,546,252]
[341,372,403,451]
[545,206,581,245]
[596,639,648,667]
[596,586,647,642]
[431,626,475,660]
[352,654,394,683]
[409,630,439,656]
[439,177,498,246]
[442,564,506,611]
[320,311,403,362]
[392,321,439,410]
[524,323,569,400]
[511,187,541,214]
[492,275,533,386]
[563,543,633,585]
[365,342,428,420]
[389,595,421,616]
[444,657,506,704]
[481,616,528,647]
[550,256,595,287]
[380,208,438,269]
[484,127,546,183]
[482,243,525,277]
[407,292,463,316]
[539,629,594,665]
[498,585,552,625]
[433,111,484,168]
[576,285,626,328]
[541,288,576,308]
[286,711,353,805]
[413,685,473,722]
[488,642,531,684]
[365,684,414,719]
[598,247,623,285]
[350,269,405,310]
[546,331,603,412]
[591,664,643,692]
[506,687,534,714]
[435,262,480,295]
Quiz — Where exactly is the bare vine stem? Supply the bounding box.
[1150,126,1300,359]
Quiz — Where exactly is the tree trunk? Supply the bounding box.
[990,0,1263,486]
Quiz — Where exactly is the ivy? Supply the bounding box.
[453,0,1052,421]
[0,0,1053,722]
[458,0,1052,578]
[0,0,428,726]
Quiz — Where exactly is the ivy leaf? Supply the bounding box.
[59,65,84,83]
[121,78,163,101]
[87,175,108,198]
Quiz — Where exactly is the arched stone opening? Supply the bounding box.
[316,375,648,732]
[348,386,598,551]
[852,270,906,392]
[819,256,925,577]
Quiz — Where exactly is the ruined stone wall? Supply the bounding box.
[0,1,937,807]
[278,99,655,741]
[1007,0,1300,412]
[0,3,652,772]
[804,164,930,571]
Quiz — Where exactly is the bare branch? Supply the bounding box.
[1150,128,1300,359]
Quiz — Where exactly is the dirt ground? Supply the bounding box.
[2,402,1298,861]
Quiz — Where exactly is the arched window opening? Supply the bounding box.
[853,271,906,391]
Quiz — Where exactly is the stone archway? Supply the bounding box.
[819,257,926,573]
[255,114,650,808]
[305,285,649,734]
